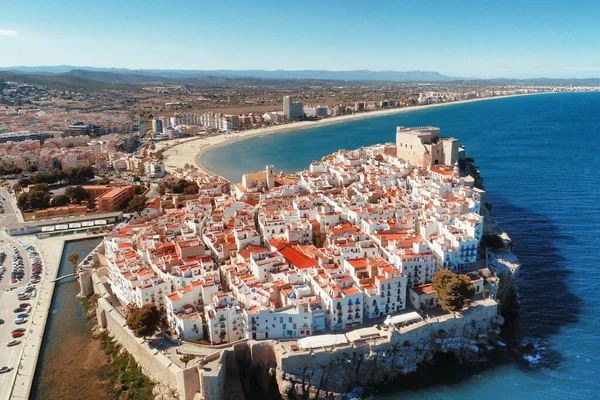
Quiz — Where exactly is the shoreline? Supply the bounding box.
[162,91,558,177]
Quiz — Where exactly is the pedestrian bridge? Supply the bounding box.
[53,273,78,282]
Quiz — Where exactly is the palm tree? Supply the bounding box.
[68,253,80,275]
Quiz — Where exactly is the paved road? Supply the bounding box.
[0,187,24,230]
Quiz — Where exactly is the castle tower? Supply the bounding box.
[266,165,275,190]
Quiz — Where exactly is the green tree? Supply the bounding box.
[432,270,476,312]
[27,190,51,210]
[126,304,161,337]
[127,194,148,216]
[50,194,70,207]
[183,181,199,195]
[17,192,29,210]
[65,185,89,204]
[134,184,145,195]
[87,197,96,210]
[17,178,31,188]
[97,176,111,185]
[30,183,48,193]
[68,253,80,275]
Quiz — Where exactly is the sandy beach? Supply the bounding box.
[163,92,552,177]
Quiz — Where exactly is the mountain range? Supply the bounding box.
[1,66,600,89]
[0,66,458,82]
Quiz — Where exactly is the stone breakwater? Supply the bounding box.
[249,298,503,400]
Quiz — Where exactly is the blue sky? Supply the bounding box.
[1,0,599,78]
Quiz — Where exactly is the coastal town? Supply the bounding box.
[0,105,521,398]
[0,62,584,400]
[6,1,600,398]
[103,125,505,344]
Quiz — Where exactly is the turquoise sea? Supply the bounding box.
[203,92,600,399]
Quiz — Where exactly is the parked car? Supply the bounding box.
[19,303,30,308]
[17,313,29,319]
[11,331,24,338]
[14,318,27,324]
[7,340,21,347]
[0,366,14,374]
[13,308,24,313]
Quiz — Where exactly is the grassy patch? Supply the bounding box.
[180,354,197,364]
[99,331,156,400]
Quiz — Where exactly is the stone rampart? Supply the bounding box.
[93,271,201,399]
[270,299,502,399]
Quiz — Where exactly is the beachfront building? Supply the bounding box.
[199,112,238,131]
[144,160,166,178]
[283,96,304,119]
[303,105,330,117]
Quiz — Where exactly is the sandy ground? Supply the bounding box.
[163,92,551,177]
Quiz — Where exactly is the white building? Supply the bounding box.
[283,96,304,119]
[204,292,245,344]
[144,160,166,178]
[244,304,314,340]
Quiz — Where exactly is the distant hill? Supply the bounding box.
[0,70,137,91]
[2,67,599,90]
[0,66,459,82]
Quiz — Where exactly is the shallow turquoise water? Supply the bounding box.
[204,92,600,399]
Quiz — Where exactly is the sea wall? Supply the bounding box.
[261,299,502,399]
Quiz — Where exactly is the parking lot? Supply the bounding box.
[0,239,43,398]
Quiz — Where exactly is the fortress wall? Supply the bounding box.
[198,351,226,400]
[273,299,501,399]
[93,268,202,399]
[97,297,182,390]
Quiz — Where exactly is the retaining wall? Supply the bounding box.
[93,272,202,399]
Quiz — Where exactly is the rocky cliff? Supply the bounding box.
[246,299,503,400]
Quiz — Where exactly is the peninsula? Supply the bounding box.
[74,125,520,399]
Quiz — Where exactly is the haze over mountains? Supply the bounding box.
[1,66,600,89]
[1,66,457,82]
